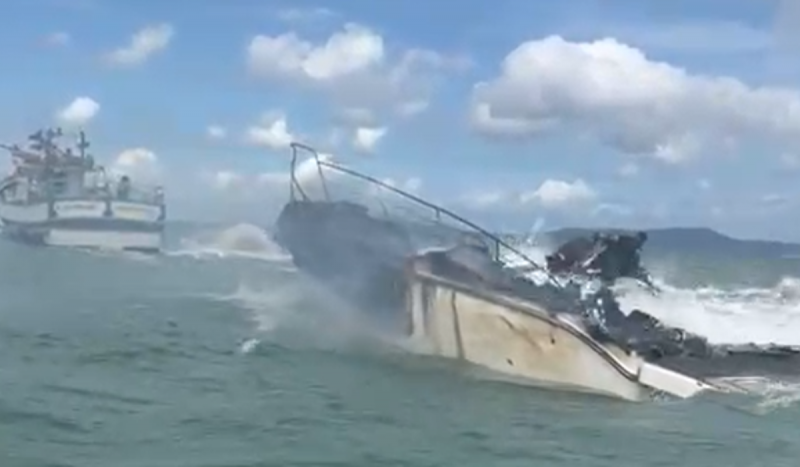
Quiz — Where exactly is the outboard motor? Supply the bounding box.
[547,231,657,292]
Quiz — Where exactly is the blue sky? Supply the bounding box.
[2,0,800,240]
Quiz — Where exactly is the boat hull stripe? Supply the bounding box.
[0,217,164,233]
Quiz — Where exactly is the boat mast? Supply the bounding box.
[77,130,89,159]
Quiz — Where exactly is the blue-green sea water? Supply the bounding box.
[1,223,800,467]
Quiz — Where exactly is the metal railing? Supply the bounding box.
[286,141,557,282]
[2,176,164,206]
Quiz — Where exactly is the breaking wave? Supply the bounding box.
[171,223,292,263]
[506,244,800,346]
[614,277,800,346]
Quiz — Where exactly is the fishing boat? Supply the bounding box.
[0,128,166,252]
[270,142,800,401]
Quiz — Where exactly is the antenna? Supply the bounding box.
[77,130,89,159]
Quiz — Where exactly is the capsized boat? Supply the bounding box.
[273,142,797,401]
[0,128,166,252]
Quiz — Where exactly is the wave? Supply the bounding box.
[614,277,800,345]
[506,244,800,346]
[169,223,293,264]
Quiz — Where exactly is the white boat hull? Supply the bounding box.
[405,258,724,401]
[0,199,164,252]
[40,228,162,251]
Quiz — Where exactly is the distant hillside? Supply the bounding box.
[541,227,800,258]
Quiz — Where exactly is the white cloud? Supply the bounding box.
[246,23,466,118]
[206,125,227,140]
[520,178,597,209]
[205,152,341,200]
[618,162,639,177]
[244,113,295,150]
[208,170,244,191]
[254,152,338,192]
[110,148,162,185]
[56,97,100,127]
[352,126,387,153]
[44,32,71,47]
[471,35,800,163]
[592,203,633,217]
[247,23,382,81]
[397,99,429,117]
[201,152,422,209]
[372,176,422,196]
[106,24,173,67]
[461,178,597,212]
[697,178,712,190]
[289,152,339,187]
[463,190,508,209]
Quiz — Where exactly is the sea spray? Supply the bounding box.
[507,243,800,346]
[170,223,293,263]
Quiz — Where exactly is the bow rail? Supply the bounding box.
[287,141,557,282]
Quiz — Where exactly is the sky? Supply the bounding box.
[3,0,800,241]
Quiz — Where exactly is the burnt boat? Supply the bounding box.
[273,142,798,401]
[541,233,800,380]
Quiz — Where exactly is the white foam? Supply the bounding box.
[503,243,800,346]
[170,223,293,264]
[238,337,261,354]
[615,277,800,345]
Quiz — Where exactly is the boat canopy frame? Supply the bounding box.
[287,141,556,280]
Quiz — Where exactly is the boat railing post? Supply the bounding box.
[312,147,330,202]
[288,143,310,201]
[289,141,329,201]
[45,183,57,219]
[104,195,112,217]
[104,175,113,218]
[289,144,297,201]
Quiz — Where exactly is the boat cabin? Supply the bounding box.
[1,129,163,207]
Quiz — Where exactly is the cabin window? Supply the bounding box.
[117,176,131,200]
[49,170,67,197]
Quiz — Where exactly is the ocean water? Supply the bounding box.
[1,223,800,467]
